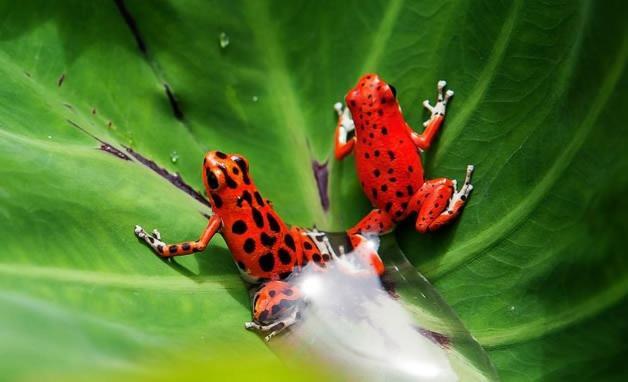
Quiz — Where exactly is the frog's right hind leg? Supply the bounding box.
[406,165,474,233]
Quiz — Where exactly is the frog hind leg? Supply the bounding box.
[346,209,395,275]
[245,281,303,342]
[407,165,474,233]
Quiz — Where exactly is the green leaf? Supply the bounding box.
[0,0,626,380]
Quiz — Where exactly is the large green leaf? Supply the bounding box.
[0,0,626,380]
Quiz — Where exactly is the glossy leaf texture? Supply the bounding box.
[0,0,626,380]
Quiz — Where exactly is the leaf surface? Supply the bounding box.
[0,0,626,380]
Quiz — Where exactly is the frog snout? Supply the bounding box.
[205,150,229,166]
[358,73,381,88]
[345,88,361,105]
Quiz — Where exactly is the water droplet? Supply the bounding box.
[47,135,52,139]
[170,151,179,163]
[509,305,516,311]
[252,95,259,102]
[219,32,230,49]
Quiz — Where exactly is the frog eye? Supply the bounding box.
[232,155,249,173]
[205,168,223,190]
[232,155,251,185]
[389,85,397,98]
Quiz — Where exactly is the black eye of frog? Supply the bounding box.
[389,85,397,98]
[206,170,219,189]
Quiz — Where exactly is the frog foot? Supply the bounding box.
[244,310,299,342]
[151,229,161,240]
[449,165,474,206]
[134,225,166,253]
[334,101,355,137]
[422,80,454,126]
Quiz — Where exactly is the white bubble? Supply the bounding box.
[300,274,323,299]
[219,32,230,49]
[170,151,179,163]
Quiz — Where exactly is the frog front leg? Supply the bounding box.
[405,165,474,233]
[134,214,222,257]
[409,80,454,151]
[333,102,356,160]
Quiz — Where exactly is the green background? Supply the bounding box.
[0,0,626,380]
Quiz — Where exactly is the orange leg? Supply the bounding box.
[346,209,395,276]
[347,234,386,276]
[134,214,222,257]
[410,80,454,151]
[407,165,474,233]
[347,208,396,237]
[333,102,356,160]
[245,281,302,341]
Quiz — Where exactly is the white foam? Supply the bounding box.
[287,236,457,381]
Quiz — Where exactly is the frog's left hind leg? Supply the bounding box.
[245,281,303,342]
[410,80,454,151]
[407,165,474,233]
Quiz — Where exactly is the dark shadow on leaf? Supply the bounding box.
[328,156,372,230]
[168,247,250,311]
[395,216,461,272]
[133,235,250,311]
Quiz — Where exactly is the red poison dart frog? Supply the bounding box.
[334,74,474,251]
[133,75,474,342]
[134,151,362,340]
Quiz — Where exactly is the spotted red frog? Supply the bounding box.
[134,150,356,341]
[334,74,474,248]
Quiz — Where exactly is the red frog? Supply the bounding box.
[334,74,474,249]
[134,151,352,341]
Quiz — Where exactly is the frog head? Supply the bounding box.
[345,73,398,122]
[202,150,251,210]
